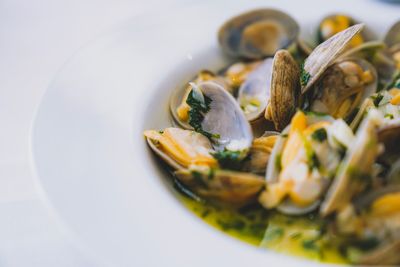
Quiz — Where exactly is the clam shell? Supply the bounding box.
[377,119,400,165]
[261,113,334,215]
[169,71,230,130]
[339,41,386,60]
[320,111,382,216]
[310,57,378,120]
[384,20,400,48]
[357,240,400,265]
[199,81,254,151]
[268,49,300,131]
[218,9,299,59]
[145,137,184,171]
[237,58,273,122]
[174,168,264,205]
[302,23,365,94]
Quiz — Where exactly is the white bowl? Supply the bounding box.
[30,0,400,266]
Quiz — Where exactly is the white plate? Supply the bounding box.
[30,1,400,266]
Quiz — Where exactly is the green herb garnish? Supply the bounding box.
[371,93,384,107]
[263,227,284,241]
[212,149,244,170]
[300,63,311,87]
[186,88,219,140]
[385,113,394,119]
[311,128,327,142]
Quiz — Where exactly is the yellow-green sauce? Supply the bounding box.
[174,180,349,265]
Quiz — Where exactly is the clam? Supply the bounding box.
[308,58,377,119]
[175,166,264,205]
[218,9,299,59]
[384,20,400,49]
[145,82,263,204]
[259,111,350,215]
[317,14,367,46]
[224,60,262,89]
[335,185,400,265]
[350,88,400,130]
[170,70,231,129]
[377,119,400,165]
[320,110,383,216]
[339,40,386,61]
[195,81,253,152]
[237,50,300,130]
[302,23,364,93]
[374,20,400,84]
[144,128,217,171]
[241,131,279,174]
[237,58,274,121]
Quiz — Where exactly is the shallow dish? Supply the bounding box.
[30,0,400,266]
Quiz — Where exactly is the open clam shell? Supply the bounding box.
[309,57,378,120]
[302,23,365,94]
[169,70,230,130]
[384,20,400,49]
[320,110,383,216]
[174,168,265,205]
[198,81,253,152]
[377,119,400,165]
[145,136,185,171]
[237,58,274,122]
[261,113,334,215]
[357,240,400,265]
[339,41,386,60]
[218,9,299,59]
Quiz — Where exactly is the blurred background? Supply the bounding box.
[0,1,178,266]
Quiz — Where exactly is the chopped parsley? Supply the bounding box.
[311,128,327,142]
[186,87,220,140]
[384,113,394,119]
[263,226,284,241]
[385,70,400,90]
[212,149,244,170]
[300,62,311,87]
[371,93,384,107]
[308,152,321,171]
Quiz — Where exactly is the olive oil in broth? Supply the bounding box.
[174,180,348,264]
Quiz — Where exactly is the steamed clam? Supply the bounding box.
[171,70,231,129]
[308,58,377,119]
[144,10,400,265]
[335,186,400,265]
[301,23,364,93]
[259,111,353,215]
[218,9,299,59]
[318,14,367,47]
[320,110,383,216]
[237,50,300,130]
[146,81,264,204]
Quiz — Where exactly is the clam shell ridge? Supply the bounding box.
[302,23,365,94]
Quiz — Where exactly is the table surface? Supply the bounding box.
[1,0,399,266]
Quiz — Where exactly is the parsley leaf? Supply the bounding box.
[186,87,219,140]
[311,128,327,142]
[211,149,244,170]
[371,93,384,107]
[300,62,311,87]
